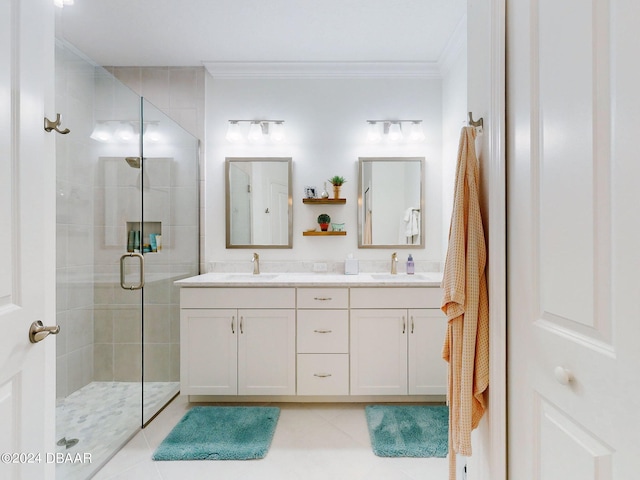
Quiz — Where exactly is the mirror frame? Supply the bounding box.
[357,156,425,249]
[225,157,293,249]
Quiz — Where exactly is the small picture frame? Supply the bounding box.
[304,186,317,199]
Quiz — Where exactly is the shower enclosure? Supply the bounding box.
[55,44,199,479]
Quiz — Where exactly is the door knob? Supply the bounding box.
[554,366,572,385]
[29,320,61,343]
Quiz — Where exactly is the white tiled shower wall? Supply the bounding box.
[106,66,207,273]
[56,45,98,398]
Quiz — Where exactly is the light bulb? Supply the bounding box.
[387,122,403,142]
[225,121,242,143]
[90,122,112,142]
[408,122,425,142]
[145,123,162,143]
[366,122,381,143]
[248,122,263,143]
[270,122,285,143]
[115,122,135,141]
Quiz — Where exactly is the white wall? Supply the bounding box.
[441,16,468,251]
[204,76,443,269]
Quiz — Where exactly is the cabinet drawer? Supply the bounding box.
[181,287,295,309]
[297,310,349,353]
[297,288,348,309]
[350,287,442,309]
[297,354,349,395]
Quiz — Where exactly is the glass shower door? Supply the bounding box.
[140,98,199,425]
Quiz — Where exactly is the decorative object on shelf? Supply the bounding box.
[226,120,286,144]
[331,223,345,232]
[317,213,331,231]
[304,186,317,199]
[328,176,346,199]
[365,120,425,143]
[320,182,330,199]
[302,198,346,204]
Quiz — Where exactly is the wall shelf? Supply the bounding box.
[302,198,346,204]
[303,231,347,236]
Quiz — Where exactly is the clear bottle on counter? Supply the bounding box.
[406,254,415,275]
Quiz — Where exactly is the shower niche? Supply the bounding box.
[126,221,162,253]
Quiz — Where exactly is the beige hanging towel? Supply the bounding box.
[441,126,489,480]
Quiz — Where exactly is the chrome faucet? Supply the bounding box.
[390,252,397,274]
[252,252,260,275]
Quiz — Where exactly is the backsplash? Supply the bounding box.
[208,260,443,275]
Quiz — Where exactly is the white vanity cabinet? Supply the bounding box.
[349,288,447,396]
[296,288,350,395]
[180,288,296,396]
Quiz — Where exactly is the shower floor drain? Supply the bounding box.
[57,437,79,449]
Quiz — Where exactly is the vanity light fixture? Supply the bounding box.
[365,120,425,143]
[90,120,159,143]
[225,120,286,144]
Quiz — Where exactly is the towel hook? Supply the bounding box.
[44,114,71,135]
[468,112,483,134]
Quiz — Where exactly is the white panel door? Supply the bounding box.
[0,0,55,478]
[237,309,295,395]
[350,309,408,395]
[180,309,237,395]
[507,0,640,477]
[408,309,447,395]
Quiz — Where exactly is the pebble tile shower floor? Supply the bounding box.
[56,381,178,480]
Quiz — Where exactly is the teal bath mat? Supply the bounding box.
[365,405,448,458]
[152,406,280,461]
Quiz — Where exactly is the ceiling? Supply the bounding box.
[57,0,466,67]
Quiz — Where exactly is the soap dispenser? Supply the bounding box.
[406,254,415,275]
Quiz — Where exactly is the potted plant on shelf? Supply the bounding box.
[328,175,346,199]
[317,213,331,231]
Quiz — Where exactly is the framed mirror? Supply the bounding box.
[358,157,424,249]
[226,157,293,248]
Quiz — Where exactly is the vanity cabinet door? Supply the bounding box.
[180,309,238,395]
[350,309,408,395]
[237,309,296,395]
[408,309,448,395]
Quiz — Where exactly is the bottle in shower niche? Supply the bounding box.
[406,254,415,275]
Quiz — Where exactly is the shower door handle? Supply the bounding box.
[120,252,145,290]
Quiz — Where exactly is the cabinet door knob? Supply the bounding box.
[554,366,572,385]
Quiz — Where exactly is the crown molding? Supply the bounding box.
[203,61,441,79]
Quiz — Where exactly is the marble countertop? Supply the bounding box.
[175,272,443,287]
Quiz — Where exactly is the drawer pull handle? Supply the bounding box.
[240,316,244,334]
[231,316,235,334]
[313,373,332,378]
[314,329,332,334]
[411,316,414,334]
[402,316,406,334]
[314,297,332,301]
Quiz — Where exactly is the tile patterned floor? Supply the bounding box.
[93,396,449,480]
[56,381,178,480]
